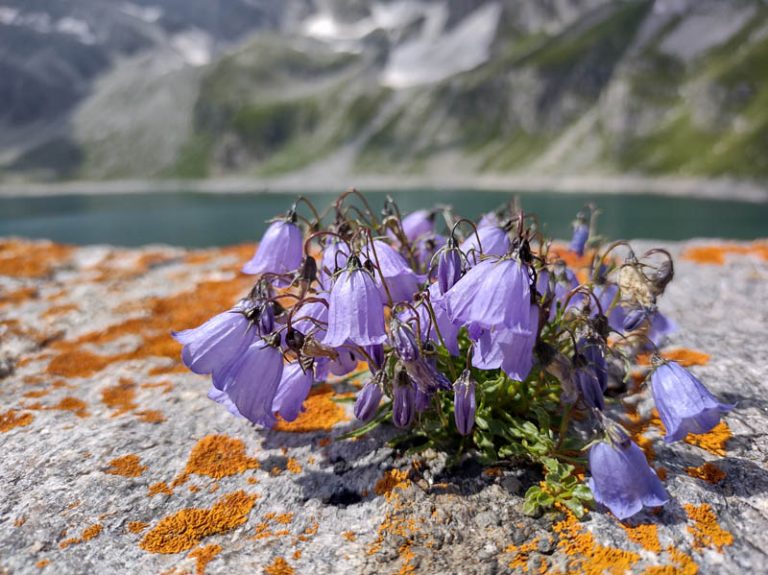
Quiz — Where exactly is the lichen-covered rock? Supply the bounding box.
[1,238,767,574]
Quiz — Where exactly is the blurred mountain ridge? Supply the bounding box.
[2,0,768,183]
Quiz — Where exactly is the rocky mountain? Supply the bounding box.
[2,0,767,183]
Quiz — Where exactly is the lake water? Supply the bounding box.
[0,190,766,247]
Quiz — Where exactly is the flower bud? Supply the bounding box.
[390,320,420,362]
[437,244,462,294]
[392,363,415,429]
[354,380,383,422]
[453,370,477,436]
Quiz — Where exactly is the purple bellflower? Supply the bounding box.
[415,288,460,356]
[401,209,434,241]
[390,320,420,362]
[651,361,733,443]
[215,338,284,428]
[588,431,668,520]
[573,358,605,410]
[471,305,539,381]
[459,225,510,260]
[453,370,477,436]
[354,379,384,422]
[272,362,314,422]
[435,239,463,295]
[414,234,447,270]
[172,302,256,384]
[318,240,350,287]
[322,256,387,348]
[569,218,589,257]
[392,364,415,429]
[242,218,304,276]
[207,386,243,419]
[445,257,532,331]
[363,240,424,303]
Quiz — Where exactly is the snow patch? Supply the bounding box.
[381,2,502,89]
[120,3,163,23]
[171,29,212,67]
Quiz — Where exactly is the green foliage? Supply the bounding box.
[524,459,594,518]
[171,136,212,179]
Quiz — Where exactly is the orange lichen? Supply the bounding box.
[23,389,51,399]
[286,458,302,474]
[553,513,641,575]
[188,544,222,575]
[136,409,166,424]
[50,396,89,418]
[342,531,357,542]
[127,521,149,534]
[42,303,78,318]
[0,409,34,432]
[636,348,710,368]
[14,516,26,527]
[35,559,50,568]
[685,462,726,484]
[506,537,540,570]
[681,243,767,265]
[175,435,261,484]
[148,364,188,376]
[47,350,113,378]
[684,504,733,552]
[59,523,103,549]
[141,380,175,393]
[0,240,74,278]
[680,421,731,456]
[375,469,411,499]
[264,557,295,575]
[622,523,661,553]
[148,482,174,497]
[0,286,38,306]
[140,490,256,554]
[101,379,138,416]
[273,385,349,432]
[483,467,503,477]
[106,454,147,478]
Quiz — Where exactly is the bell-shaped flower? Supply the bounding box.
[172,302,255,384]
[414,234,446,270]
[651,361,734,443]
[272,362,314,422]
[354,379,384,422]
[242,219,304,276]
[569,221,589,256]
[436,241,463,295]
[318,240,350,288]
[363,240,425,303]
[322,258,387,348]
[593,283,626,332]
[290,296,328,338]
[215,338,284,428]
[459,225,509,260]
[415,288,460,356]
[390,320,420,362]
[393,384,415,429]
[588,438,668,520]
[405,355,451,393]
[414,387,432,413]
[453,370,477,436]
[579,338,608,392]
[401,209,434,241]
[207,386,243,419]
[445,258,532,331]
[573,361,604,410]
[471,305,539,381]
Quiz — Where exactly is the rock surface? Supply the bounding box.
[1,237,767,574]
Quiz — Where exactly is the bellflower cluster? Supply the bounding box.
[173,191,732,522]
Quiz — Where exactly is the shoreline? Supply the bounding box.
[1,174,767,202]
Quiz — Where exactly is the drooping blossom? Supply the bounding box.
[414,234,446,270]
[363,240,424,303]
[573,359,604,410]
[401,209,434,241]
[392,365,415,429]
[459,225,509,260]
[354,379,383,422]
[272,362,314,422]
[453,370,477,436]
[569,218,589,256]
[471,305,539,381]
[445,257,532,331]
[415,287,460,356]
[322,257,387,348]
[435,240,463,295]
[651,361,733,443]
[172,301,255,383]
[390,320,420,362]
[588,434,668,520]
[214,338,284,427]
[242,219,304,276]
[318,240,349,287]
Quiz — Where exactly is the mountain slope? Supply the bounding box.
[2,0,768,183]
